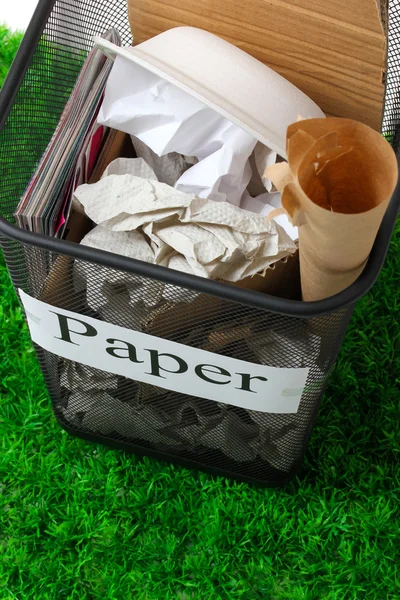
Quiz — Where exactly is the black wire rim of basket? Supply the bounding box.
[0,0,399,320]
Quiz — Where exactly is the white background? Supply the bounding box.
[1,0,38,31]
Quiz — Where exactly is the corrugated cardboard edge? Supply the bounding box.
[228,251,300,300]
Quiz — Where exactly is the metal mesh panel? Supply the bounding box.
[383,1,400,147]
[0,0,131,222]
[0,0,398,485]
[2,237,352,485]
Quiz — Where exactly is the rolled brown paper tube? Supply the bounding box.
[265,118,398,301]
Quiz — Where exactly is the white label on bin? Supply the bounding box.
[19,290,309,414]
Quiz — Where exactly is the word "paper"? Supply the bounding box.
[20,290,309,413]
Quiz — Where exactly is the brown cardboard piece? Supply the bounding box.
[39,210,93,308]
[265,117,398,301]
[40,131,134,307]
[232,252,300,300]
[128,0,387,131]
[89,129,136,184]
[148,252,300,338]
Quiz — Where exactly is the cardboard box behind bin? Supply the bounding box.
[128,0,387,131]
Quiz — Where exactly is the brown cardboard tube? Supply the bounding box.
[265,118,398,301]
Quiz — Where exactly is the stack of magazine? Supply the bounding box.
[15,28,120,238]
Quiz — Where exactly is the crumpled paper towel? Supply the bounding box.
[101,156,157,180]
[200,317,322,471]
[74,158,296,280]
[73,224,167,326]
[199,411,258,462]
[60,360,118,393]
[68,391,180,446]
[76,173,194,231]
[73,157,296,330]
[58,319,321,471]
[69,158,312,471]
[73,157,157,214]
[246,325,322,472]
[241,191,298,241]
[98,55,258,206]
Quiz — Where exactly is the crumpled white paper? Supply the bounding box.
[247,143,277,196]
[131,135,198,188]
[96,56,299,239]
[98,55,258,206]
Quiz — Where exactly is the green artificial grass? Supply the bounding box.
[0,26,23,85]
[1,28,400,600]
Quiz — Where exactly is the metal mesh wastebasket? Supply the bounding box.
[0,0,399,486]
